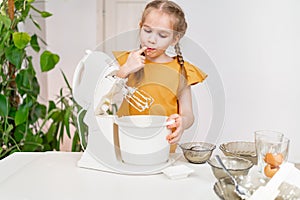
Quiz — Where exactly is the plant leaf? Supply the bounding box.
[41,11,52,18]
[23,130,43,151]
[40,50,60,72]
[0,15,11,29]
[30,34,40,52]
[0,94,9,117]
[5,46,25,69]
[15,104,29,126]
[61,70,72,91]
[30,5,52,18]
[46,123,57,143]
[50,110,62,122]
[13,32,31,49]
[29,77,40,98]
[14,124,26,142]
[16,68,40,98]
[30,103,46,122]
[48,101,56,113]
[16,69,29,95]
[59,121,64,144]
[64,107,71,138]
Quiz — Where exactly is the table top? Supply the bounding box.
[0,151,220,200]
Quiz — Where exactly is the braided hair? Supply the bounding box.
[175,43,188,95]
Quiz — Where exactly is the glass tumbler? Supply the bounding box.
[254,130,289,177]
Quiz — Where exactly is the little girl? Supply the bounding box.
[114,0,207,149]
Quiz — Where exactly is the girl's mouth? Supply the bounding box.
[144,47,155,56]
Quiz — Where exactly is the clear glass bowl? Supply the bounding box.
[179,142,216,164]
[207,156,253,180]
[219,141,257,165]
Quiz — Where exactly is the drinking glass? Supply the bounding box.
[254,130,289,177]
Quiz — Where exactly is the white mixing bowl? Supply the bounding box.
[115,115,171,165]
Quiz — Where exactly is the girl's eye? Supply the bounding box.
[159,34,167,38]
[143,28,151,33]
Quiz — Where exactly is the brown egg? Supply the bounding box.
[264,152,284,167]
[264,164,280,178]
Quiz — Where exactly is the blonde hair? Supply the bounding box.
[134,0,188,92]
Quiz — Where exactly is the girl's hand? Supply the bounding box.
[166,114,184,144]
[122,47,147,76]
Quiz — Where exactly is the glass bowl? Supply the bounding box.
[207,156,253,180]
[213,175,268,200]
[214,175,300,200]
[219,141,257,165]
[179,142,216,164]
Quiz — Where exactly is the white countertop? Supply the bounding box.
[0,152,220,200]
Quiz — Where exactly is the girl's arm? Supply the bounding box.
[166,85,194,144]
[116,47,146,78]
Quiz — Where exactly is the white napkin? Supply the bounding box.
[162,164,194,180]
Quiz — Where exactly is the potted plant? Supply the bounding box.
[0,0,86,159]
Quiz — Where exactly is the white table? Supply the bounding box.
[0,152,220,200]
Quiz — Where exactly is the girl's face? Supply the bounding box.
[140,10,179,62]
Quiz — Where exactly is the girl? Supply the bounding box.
[114,0,207,150]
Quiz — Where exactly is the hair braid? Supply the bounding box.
[175,43,187,95]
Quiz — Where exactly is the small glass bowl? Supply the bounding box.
[179,142,216,164]
[207,156,253,180]
[219,141,257,165]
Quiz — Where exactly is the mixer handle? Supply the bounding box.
[73,50,92,91]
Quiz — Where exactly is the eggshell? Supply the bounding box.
[264,153,284,167]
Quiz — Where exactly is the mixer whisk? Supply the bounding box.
[123,83,154,112]
[104,75,154,113]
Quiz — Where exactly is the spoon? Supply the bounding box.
[215,155,252,199]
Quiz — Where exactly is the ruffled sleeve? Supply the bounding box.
[184,62,208,85]
[112,51,129,66]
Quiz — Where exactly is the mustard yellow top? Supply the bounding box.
[113,51,207,117]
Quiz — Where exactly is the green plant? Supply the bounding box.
[0,0,86,159]
[39,71,87,152]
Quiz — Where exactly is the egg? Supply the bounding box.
[264,152,284,167]
[264,164,280,178]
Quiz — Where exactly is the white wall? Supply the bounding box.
[175,0,300,162]
[45,0,98,99]
[43,0,98,150]
[42,0,300,162]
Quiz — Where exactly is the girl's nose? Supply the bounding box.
[148,33,156,44]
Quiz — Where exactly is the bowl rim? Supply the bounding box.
[179,142,216,152]
[219,141,257,157]
[207,155,254,171]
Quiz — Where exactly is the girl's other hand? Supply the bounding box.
[166,114,184,144]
